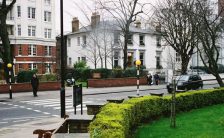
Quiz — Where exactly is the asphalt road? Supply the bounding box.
[0,83,219,129]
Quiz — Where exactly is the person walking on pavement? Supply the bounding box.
[147,73,152,85]
[154,73,160,85]
[31,74,39,97]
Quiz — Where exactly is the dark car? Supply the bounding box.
[167,74,203,93]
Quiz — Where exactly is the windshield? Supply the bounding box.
[176,75,189,81]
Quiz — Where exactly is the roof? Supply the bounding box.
[65,20,155,36]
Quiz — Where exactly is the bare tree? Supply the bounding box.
[153,0,198,74]
[97,0,147,69]
[0,0,16,81]
[193,0,224,86]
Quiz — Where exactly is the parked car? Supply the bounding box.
[167,74,203,93]
[187,69,207,75]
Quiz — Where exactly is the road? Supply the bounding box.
[0,83,219,129]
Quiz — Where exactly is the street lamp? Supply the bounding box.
[7,63,12,99]
[135,60,141,96]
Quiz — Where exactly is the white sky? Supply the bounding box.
[55,0,95,35]
[54,0,156,35]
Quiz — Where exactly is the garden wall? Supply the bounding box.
[87,77,147,87]
[0,82,60,93]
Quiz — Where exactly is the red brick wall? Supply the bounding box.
[0,82,60,93]
[88,77,147,87]
[13,44,56,74]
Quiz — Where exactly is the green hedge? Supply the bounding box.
[89,88,224,138]
[17,70,37,83]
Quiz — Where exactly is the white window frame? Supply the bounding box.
[77,37,80,46]
[28,26,36,36]
[44,11,51,22]
[28,63,37,70]
[18,45,22,56]
[28,7,36,19]
[44,46,52,56]
[17,6,21,17]
[17,25,21,36]
[45,63,51,73]
[44,28,52,38]
[44,0,51,5]
[28,44,37,56]
[67,38,71,47]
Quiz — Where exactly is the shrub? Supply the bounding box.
[17,70,37,83]
[40,74,57,82]
[74,61,88,69]
[111,68,123,78]
[89,88,224,138]
[91,68,112,78]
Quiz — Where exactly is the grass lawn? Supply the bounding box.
[134,103,224,138]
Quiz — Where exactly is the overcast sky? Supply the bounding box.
[55,0,95,35]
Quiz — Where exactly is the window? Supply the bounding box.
[140,52,144,65]
[156,36,161,47]
[67,38,71,47]
[18,64,23,72]
[69,57,72,66]
[176,52,181,62]
[18,45,22,55]
[44,11,51,22]
[45,63,51,73]
[139,35,145,45]
[44,28,51,38]
[78,57,80,62]
[127,52,134,67]
[28,7,36,19]
[127,34,133,44]
[81,57,86,62]
[82,35,86,45]
[17,25,21,36]
[77,37,80,46]
[44,46,52,56]
[156,51,162,69]
[28,63,37,70]
[28,26,36,36]
[28,45,37,56]
[114,51,119,68]
[45,0,51,5]
[17,6,21,17]
[114,32,120,44]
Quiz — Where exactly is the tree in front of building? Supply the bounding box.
[97,0,147,70]
[193,0,224,87]
[0,0,16,81]
[153,0,198,75]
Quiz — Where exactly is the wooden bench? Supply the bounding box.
[150,93,164,97]
[86,102,106,115]
[107,98,124,103]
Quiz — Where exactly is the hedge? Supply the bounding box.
[89,88,224,138]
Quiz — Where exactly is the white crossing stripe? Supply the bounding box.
[20,98,92,113]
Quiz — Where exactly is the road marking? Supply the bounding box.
[26,108,33,110]
[42,112,51,115]
[3,116,49,121]
[33,110,41,112]
[0,107,17,110]
[13,119,30,123]
[19,106,25,108]
[0,121,8,124]
[52,115,60,117]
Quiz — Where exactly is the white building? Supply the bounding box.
[65,13,167,74]
[0,0,56,75]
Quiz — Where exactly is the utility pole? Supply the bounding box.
[60,0,65,118]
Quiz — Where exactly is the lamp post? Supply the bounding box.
[7,63,12,99]
[135,60,141,96]
[60,0,66,118]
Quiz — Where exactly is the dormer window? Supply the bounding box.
[139,35,145,45]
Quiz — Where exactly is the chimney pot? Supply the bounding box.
[72,17,79,32]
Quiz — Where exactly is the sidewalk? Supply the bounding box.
[0,117,63,138]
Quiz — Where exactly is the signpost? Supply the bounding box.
[73,84,83,115]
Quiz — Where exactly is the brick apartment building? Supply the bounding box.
[0,0,56,76]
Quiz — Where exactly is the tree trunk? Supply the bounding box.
[181,55,190,75]
[214,74,224,87]
[123,32,128,70]
[0,14,13,82]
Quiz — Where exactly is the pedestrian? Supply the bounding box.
[154,73,160,85]
[31,74,39,97]
[147,73,152,85]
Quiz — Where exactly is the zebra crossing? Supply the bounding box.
[20,98,91,113]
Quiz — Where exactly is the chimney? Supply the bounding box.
[135,21,141,28]
[72,17,79,32]
[91,12,100,27]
